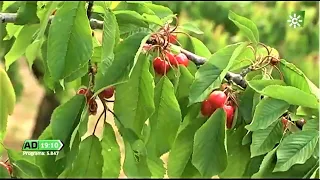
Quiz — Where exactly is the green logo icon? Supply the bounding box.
[287,11,305,28]
[22,140,64,151]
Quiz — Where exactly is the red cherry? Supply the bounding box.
[175,53,189,67]
[88,99,98,115]
[99,86,115,99]
[0,162,12,175]
[281,117,288,130]
[166,51,178,67]
[201,100,215,117]
[208,91,227,109]
[223,105,234,129]
[77,88,94,103]
[169,34,177,44]
[77,88,87,95]
[153,57,170,75]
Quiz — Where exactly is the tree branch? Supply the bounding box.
[0,12,103,29]
[172,44,249,89]
[1,12,248,88]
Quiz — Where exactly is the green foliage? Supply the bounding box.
[0,1,319,179]
[192,108,228,177]
[228,11,259,45]
[114,54,154,136]
[47,1,93,81]
[188,43,238,105]
[0,68,16,142]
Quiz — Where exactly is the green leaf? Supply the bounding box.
[252,147,278,178]
[25,38,45,68]
[303,119,319,131]
[259,85,319,109]
[219,125,251,178]
[229,47,255,71]
[147,76,181,157]
[4,24,22,40]
[311,166,319,178]
[15,1,39,25]
[115,10,148,27]
[174,66,194,117]
[68,135,103,178]
[181,157,201,178]
[303,159,320,178]
[190,36,211,58]
[239,86,255,123]
[253,150,319,178]
[64,62,88,83]
[279,59,320,99]
[192,108,228,177]
[41,40,63,91]
[47,1,93,81]
[146,157,165,178]
[100,8,119,71]
[242,131,252,146]
[91,46,102,63]
[188,43,240,105]
[274,130,319,172]
[115,10,149,33]
[250,120,283,157]
[0,68,16,142]
[0,165,10,178]
[142,14,163,26]
[12,160,43,178]
[78,106,89,137]
[25,1,58,68]
[179,23,204,34]
[7,149,35,165]
[242,155,265,178]
[247,79,286,92]
[57,132,81,178]
[121,128,151,178]
[51,95,86,145]
[4,24,39,70]
[94,32,149,93]
[228,10,259,45]
[34,124,67,178]
[114,55,154,135]
[101,123,121,178]
[245,98,289,131]
[167,104,206,178]
[144,3,173,19]
[126,1,152,4]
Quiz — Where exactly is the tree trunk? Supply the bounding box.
[31,93,60,139]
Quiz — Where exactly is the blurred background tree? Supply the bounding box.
[154,1,319,85]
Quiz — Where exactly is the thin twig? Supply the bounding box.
[0,13,104,29]
[92,109,105,136]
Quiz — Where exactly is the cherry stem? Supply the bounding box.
[92,109,105,136]
[107,108,125,130]
[274,65,284,80]
[100,96,125,129]
[169,15,179,33]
